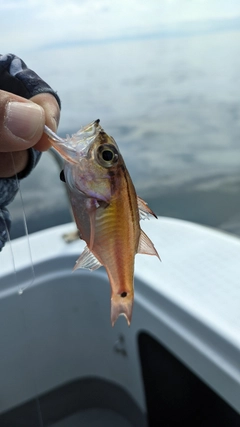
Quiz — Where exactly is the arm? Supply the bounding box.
[0,53,61,250]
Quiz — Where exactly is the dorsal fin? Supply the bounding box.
[137,196,157,220]
[137,229,160,259]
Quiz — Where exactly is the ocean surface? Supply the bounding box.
[9,30,240,239]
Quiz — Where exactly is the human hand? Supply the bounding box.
[0,90,60,178]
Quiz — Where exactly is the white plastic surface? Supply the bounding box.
[136,217,240,348]
[51,409,133,427]
[1,217,240,414]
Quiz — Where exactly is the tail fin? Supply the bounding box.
[111,294,133,327]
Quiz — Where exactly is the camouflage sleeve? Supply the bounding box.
[0,53,61,105]
[0,149,41,250]
[0,53,61,250]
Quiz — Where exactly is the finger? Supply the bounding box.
[30,93,60,151]
[0,90,45,152]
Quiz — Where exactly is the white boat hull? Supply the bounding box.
[0,217,240,425]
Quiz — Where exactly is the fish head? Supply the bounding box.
[49,120,101,164]
[63,120,125,203]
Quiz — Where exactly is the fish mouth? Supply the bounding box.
[111,295,133,327]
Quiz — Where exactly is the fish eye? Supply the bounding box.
[97,144,119,167]
[102,149,114,161]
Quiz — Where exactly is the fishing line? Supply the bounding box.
[0,207,18,280]
[9,153,44,427]
[10,153,35,294]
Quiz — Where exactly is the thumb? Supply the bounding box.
[0,90,45,152]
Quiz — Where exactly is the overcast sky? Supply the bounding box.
[1,0,240,54]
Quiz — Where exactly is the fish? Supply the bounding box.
[44,120,159,326]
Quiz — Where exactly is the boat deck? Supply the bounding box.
[1,218,240,425]
[51,408,133,427]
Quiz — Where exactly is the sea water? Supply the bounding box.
[9,31,240,237]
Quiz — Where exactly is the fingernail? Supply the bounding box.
[5,102,44,140]
[50,116,58,133]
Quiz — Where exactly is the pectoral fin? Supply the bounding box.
[85,199,109,250]
[85,198,100,250]
[88,208,96,250]
[73,245,102,271]
[137,196,157,220]
[138,229,160,259]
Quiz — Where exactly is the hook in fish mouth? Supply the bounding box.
[44,119,101,144]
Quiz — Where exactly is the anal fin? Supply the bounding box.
[138,229,160,260]
[73,245,102,271]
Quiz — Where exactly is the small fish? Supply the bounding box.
[45,120,159,326]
